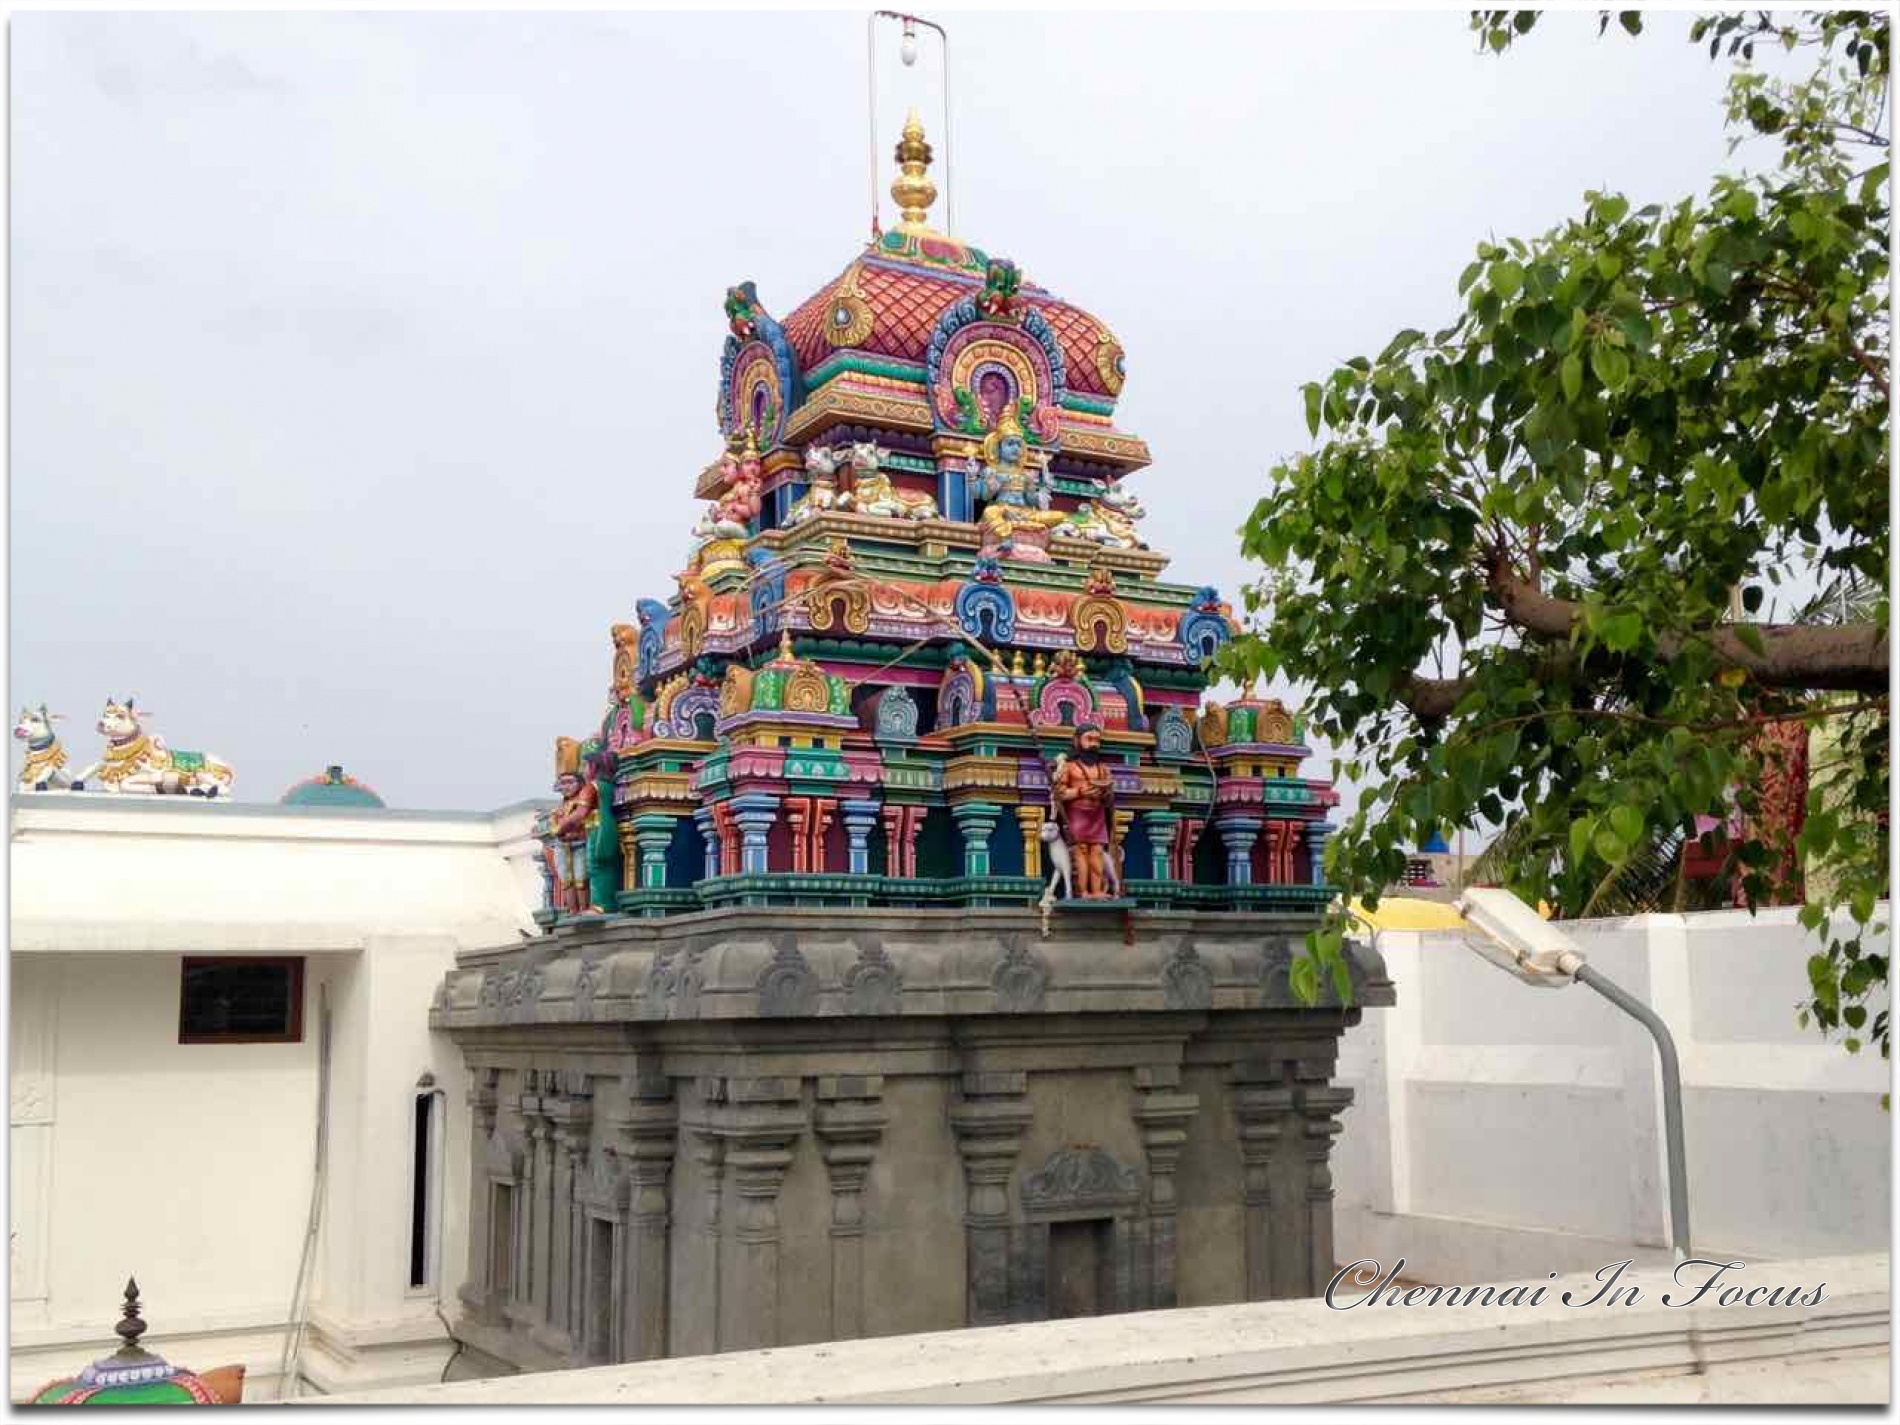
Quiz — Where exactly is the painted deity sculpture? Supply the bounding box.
[71,699,233,797]
[14,705,73,791]
[690,436,765,568]
[840,440,938,521]
[1051,719,1117,899]
[966,407,1066,553]
[544,737,596,914]
[581,747,621,913]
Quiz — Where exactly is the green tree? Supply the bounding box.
[1229,11,1890,1057]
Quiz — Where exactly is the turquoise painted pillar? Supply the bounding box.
[730,793,779,876]
[632,813,675,890]
[840,799,881,875]
[951,802,1002,879]
[1141,811,1181,882]
[1216,814,1262,886]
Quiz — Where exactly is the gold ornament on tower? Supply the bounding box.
[891,110,939,232]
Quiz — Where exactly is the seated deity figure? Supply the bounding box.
[965,407,1068,553]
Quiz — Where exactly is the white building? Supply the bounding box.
[1332,906,1892,1281]
[10,793,1888,1405]
[8,791,546,1401]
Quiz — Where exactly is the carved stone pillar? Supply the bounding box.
[683,1078,728,1359]
[1131,1065,1199,1310]
[708,1076,808,1351]
[1231,1076,1294,1301]
[1296,1078,1353,1292]
[614,1071,678,1362]
[812,1074,888,1341]
[948,1070,1032,1327]
[513,1075,556,1326]
[538,1075,592,1356]
[460,1066,501,1316]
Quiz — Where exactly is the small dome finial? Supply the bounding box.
[890,109,939,233]
[116,1278,146,1350]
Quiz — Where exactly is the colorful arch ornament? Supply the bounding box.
[1155,706,1194,760]
[1071,563,1129,655]
[635,599,672,686]
[937,652,995,729]
[1029,649,1098,730]
[1179,585,1234,663]
[955,577,1017,643]
[717,281,801,446]
[869,685,920,743]
[925,280,1067,443]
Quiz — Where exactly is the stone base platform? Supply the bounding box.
[430,905,1392,1374]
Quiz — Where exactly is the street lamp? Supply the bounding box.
[1454,887,1692,1263]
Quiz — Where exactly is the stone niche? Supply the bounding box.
[430,906,1393,1373]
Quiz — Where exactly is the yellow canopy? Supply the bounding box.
[1347,897,1469,931]
[1345,896,1555,931]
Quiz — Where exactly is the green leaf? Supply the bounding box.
[1594,823,1629,862]
[1733,624,1766,657]
[1562,351,1583,402]
[1302,382,1322,438]
[1569,816,1596,867]
[1617,11,1642,36]
[1609,805,1644,846]
[1590,341,1631,392]
[1491,259,1524,298]
[1599,610,1643,651]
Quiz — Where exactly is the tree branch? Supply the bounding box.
[1395,671,1473,721]
[1485,554,1891,692]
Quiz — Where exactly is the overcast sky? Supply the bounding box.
[12,10,1764,809]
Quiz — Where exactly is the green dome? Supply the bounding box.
[29,1279,230,1405]
[280,764,385,808]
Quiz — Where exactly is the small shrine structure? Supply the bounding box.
[27,1280,244,1405]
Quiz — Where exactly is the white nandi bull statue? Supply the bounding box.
[785,445,846,526]
[840,439,939,521]
[72,698,235,797]
[1063,482,1148,549]
[14,705,74,792]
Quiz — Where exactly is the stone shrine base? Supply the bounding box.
[429,905,1393,1373]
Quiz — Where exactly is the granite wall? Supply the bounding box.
[429,906,1392,1372]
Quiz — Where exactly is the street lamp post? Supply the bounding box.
[1454,887,1692,1263]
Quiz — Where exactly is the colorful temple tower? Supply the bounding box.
[442,70,1389,1367]
[555,112,1338,920]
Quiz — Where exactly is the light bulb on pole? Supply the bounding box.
[901,17,918,66]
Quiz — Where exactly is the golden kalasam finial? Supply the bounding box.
[778,628,796,663]
[891,109,939,232]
